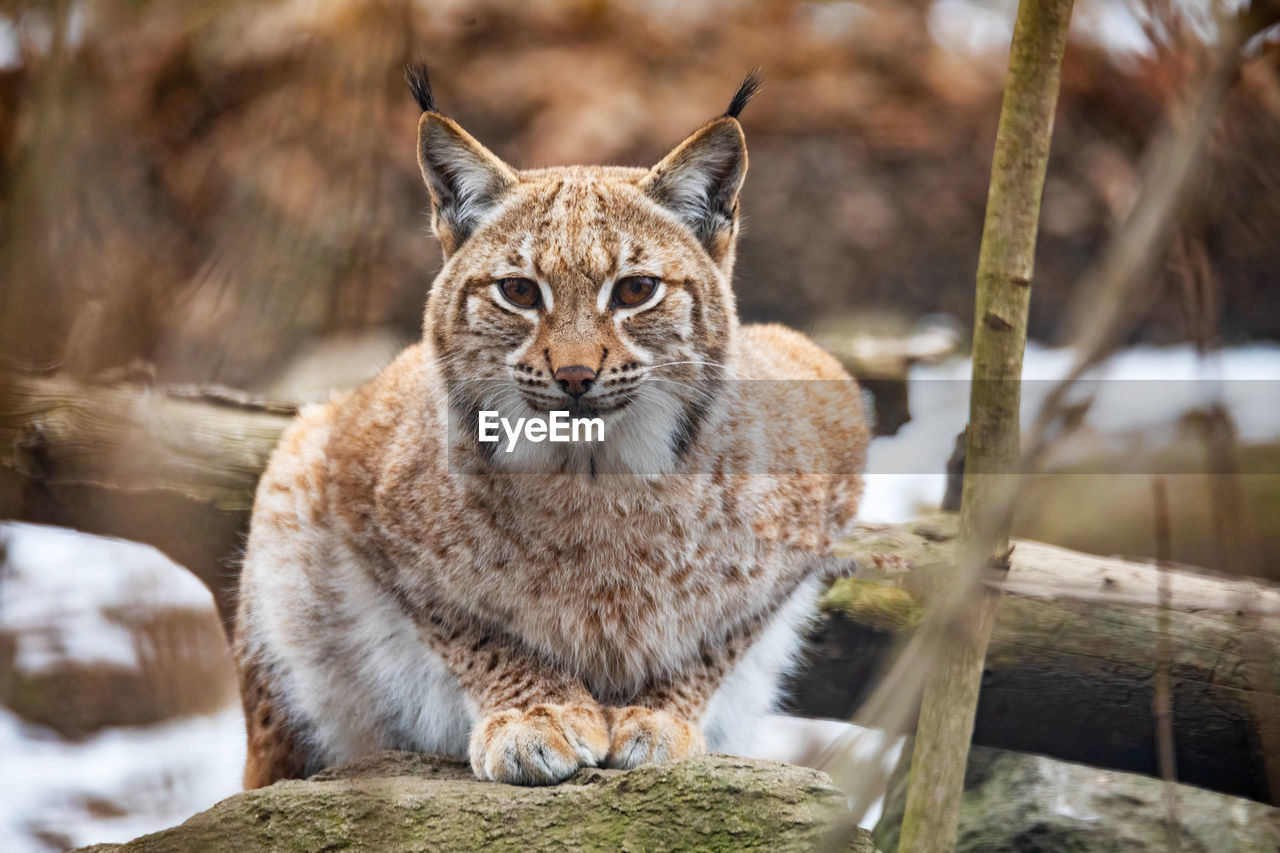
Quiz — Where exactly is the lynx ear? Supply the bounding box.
[640,71,759,263]
[416,113,517,257]
[640,117,747,263]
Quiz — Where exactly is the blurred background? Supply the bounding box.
[1,0,1278,849]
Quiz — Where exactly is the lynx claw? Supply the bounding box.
[469,702,609,785]
[604,707,706,769]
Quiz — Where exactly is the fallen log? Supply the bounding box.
[791,514,1280,805]
[3,370,1278,802]
[0,370,292,625]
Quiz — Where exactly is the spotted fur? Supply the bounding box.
[233,70,869,788]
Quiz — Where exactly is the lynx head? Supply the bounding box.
[407,65,760,475]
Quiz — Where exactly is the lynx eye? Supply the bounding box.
[612,275,659,309]
[497,277,541,309]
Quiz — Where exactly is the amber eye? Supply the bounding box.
[497,277,540,309]
[612,275,659,308]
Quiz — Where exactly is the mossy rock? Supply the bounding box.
[78,752,879,852]
[875,743,1280,852]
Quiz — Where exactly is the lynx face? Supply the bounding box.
[415,76,759,474]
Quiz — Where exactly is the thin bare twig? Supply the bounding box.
[1151,476,1181,848]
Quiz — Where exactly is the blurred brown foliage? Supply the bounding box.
[1,0,1278,390]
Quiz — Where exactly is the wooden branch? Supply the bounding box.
[2,370,1278,804]
[792,514,1280,805]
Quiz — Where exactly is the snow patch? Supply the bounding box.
[860,343,1280,523]
[0,705,245,853]
[748,714,904,829]
[0,523,217,673]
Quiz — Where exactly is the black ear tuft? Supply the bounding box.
[724,68,762,119]
[404,62,437,113]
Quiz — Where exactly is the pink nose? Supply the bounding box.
[553,365,596,398]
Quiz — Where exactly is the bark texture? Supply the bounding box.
[791,515,1280,805]
[0,370,292,627]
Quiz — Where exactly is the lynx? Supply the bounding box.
[234,65,870,788]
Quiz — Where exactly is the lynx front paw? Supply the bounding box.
[469,702,609,785]
[604,707,706,769]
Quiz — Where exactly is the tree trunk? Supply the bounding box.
[898,1,1075,849]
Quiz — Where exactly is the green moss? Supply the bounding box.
[877,743,1280,852]
[822,578,924,632]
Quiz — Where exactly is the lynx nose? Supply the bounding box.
[553,365,596,399]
